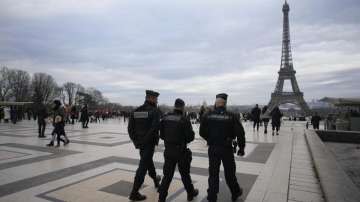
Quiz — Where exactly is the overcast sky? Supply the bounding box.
[0,0,359,106]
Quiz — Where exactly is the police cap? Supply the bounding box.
[216,93,228,101]
[145,90,160,97]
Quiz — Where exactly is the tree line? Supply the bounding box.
[0,66,109,107]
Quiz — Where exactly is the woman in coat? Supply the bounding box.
[270,106,283,135]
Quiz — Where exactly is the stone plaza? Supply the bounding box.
[0,119,329,202]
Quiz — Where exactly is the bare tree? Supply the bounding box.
[74,84,85,105]
[8,69,31,102]
[0,66,12,101]
[62,82,77,106]
[31,73,58,104]
[86,87,107,105]
[59,87,66,105]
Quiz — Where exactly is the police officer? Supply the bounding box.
[200,93,246,202]
[158,98,199,202]
[128,90,162,201]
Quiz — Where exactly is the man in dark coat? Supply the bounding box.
[270,106,283,135]
[70,106,77,124]
[251,104,261,131]
[200,93,246,202]
[311,112,321,130]
[158,98,199,202]
[80,104,89,128]
[261,105,270,134]
[36,103,48,138]
[128,90,162,201]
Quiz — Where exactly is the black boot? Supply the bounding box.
[158,196,166,202]
[154,175,161,188]
[47,142,54,147]
[232,187,243,201]
[207,195,217,202]
[129,192,146,201]
[187,189,199,201]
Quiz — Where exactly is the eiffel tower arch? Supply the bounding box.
[267,0,311,116]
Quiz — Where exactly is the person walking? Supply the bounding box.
[3,106,10,123]
[80,104,89,128]
[261,105,270,134]
[70,105,77,125]
[47,100,70,147]
[311,112,321,130]
[128,90,162,201]
[200,93,246,202]
[36,103,48,138]
[251,104,261,131]
[158,98,199,202]
[270,106,283,135]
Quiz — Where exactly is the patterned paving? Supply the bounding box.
[0,119,322,202]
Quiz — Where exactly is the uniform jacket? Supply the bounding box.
[160,110,194,148]
[200,107,246,149]
[128,101,161,149]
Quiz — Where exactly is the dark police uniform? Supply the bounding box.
[128,90,161,201]
[158,99,198,202]
[200,93,246,202]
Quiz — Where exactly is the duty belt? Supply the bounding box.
[165,143,186,149]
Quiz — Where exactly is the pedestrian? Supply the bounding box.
[10,106,17,124]
[158,98,199,202]
[36,103,48,138]
[261,105,270,134]
[311,112,321,130]
[70,105,77,124]
[47,100,70,147]
[251,104,261,131]
[200,93,246,202]
[0,107,3,122]
[128,90,162,201]
[3,106,10,123]
[270,106,283,135]
[80,104,89,128]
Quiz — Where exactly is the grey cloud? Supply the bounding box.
[0,0,359,105]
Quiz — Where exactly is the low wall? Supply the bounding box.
[305,130,360,202]
[316,130,360,143]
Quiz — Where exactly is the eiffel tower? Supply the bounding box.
[267,0,310,115]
